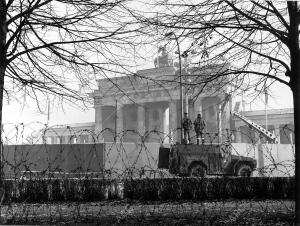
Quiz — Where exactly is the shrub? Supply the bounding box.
[1,177,294,203]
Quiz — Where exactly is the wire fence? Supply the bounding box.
[0,122,295,224]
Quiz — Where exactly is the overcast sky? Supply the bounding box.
[2,1,294,133]
[3,70,293,129]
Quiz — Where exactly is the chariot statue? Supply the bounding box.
[154,45,172,68]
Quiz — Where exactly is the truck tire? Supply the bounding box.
[236,164,252,177]
[189,164,207,177]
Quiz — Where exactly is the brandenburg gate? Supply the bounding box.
[91,52,231,143]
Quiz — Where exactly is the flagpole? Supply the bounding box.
[47,101,50,125]
[265,87,268,139]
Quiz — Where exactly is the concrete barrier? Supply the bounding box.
[104,142,161,176]
[232,143,294,176]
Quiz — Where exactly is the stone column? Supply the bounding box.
[116,103,123,142]
[169,101,177,143]
[163,106,169,143]
[274,124,281,144]
[235,126,242,143]
[95,105,104,142]
[137,104,146,136]
[185,95,189,115]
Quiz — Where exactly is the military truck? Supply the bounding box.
[158,143,257,177]
[158,110,279,177]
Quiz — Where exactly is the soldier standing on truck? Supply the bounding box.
[182,113,192,144]
[194,113,206,144]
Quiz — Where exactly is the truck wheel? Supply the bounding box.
[236,164,252,177]
[189,164,207,177]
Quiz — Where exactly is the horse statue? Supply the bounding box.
[154,45,172,68]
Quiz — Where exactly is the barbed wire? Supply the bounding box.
[0,122,295,224]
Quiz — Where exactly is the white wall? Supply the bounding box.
[104,142,161,176]
[232,143,295,177]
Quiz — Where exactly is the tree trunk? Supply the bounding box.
[293,85,300,225]
[292,67,300,224]
[0,2,6,222]
[288,1,300,223]
[0,66,4,182]
[0,0,6,184]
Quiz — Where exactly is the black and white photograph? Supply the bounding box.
[0,0,297,225]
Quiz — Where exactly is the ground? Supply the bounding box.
[0,200,294,225]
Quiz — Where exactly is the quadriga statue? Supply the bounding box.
[154,45,172,68]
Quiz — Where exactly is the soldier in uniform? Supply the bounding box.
[194,113,206,144]
[182,113,192,144]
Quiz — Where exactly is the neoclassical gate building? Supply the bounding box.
[90,60,231,143]
[42,50,294,145]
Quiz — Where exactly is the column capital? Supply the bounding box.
[273,123,281,128]
[94,104,104,108]
[137,102,145,107]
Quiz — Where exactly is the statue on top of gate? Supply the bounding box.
[154,45,172,68]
